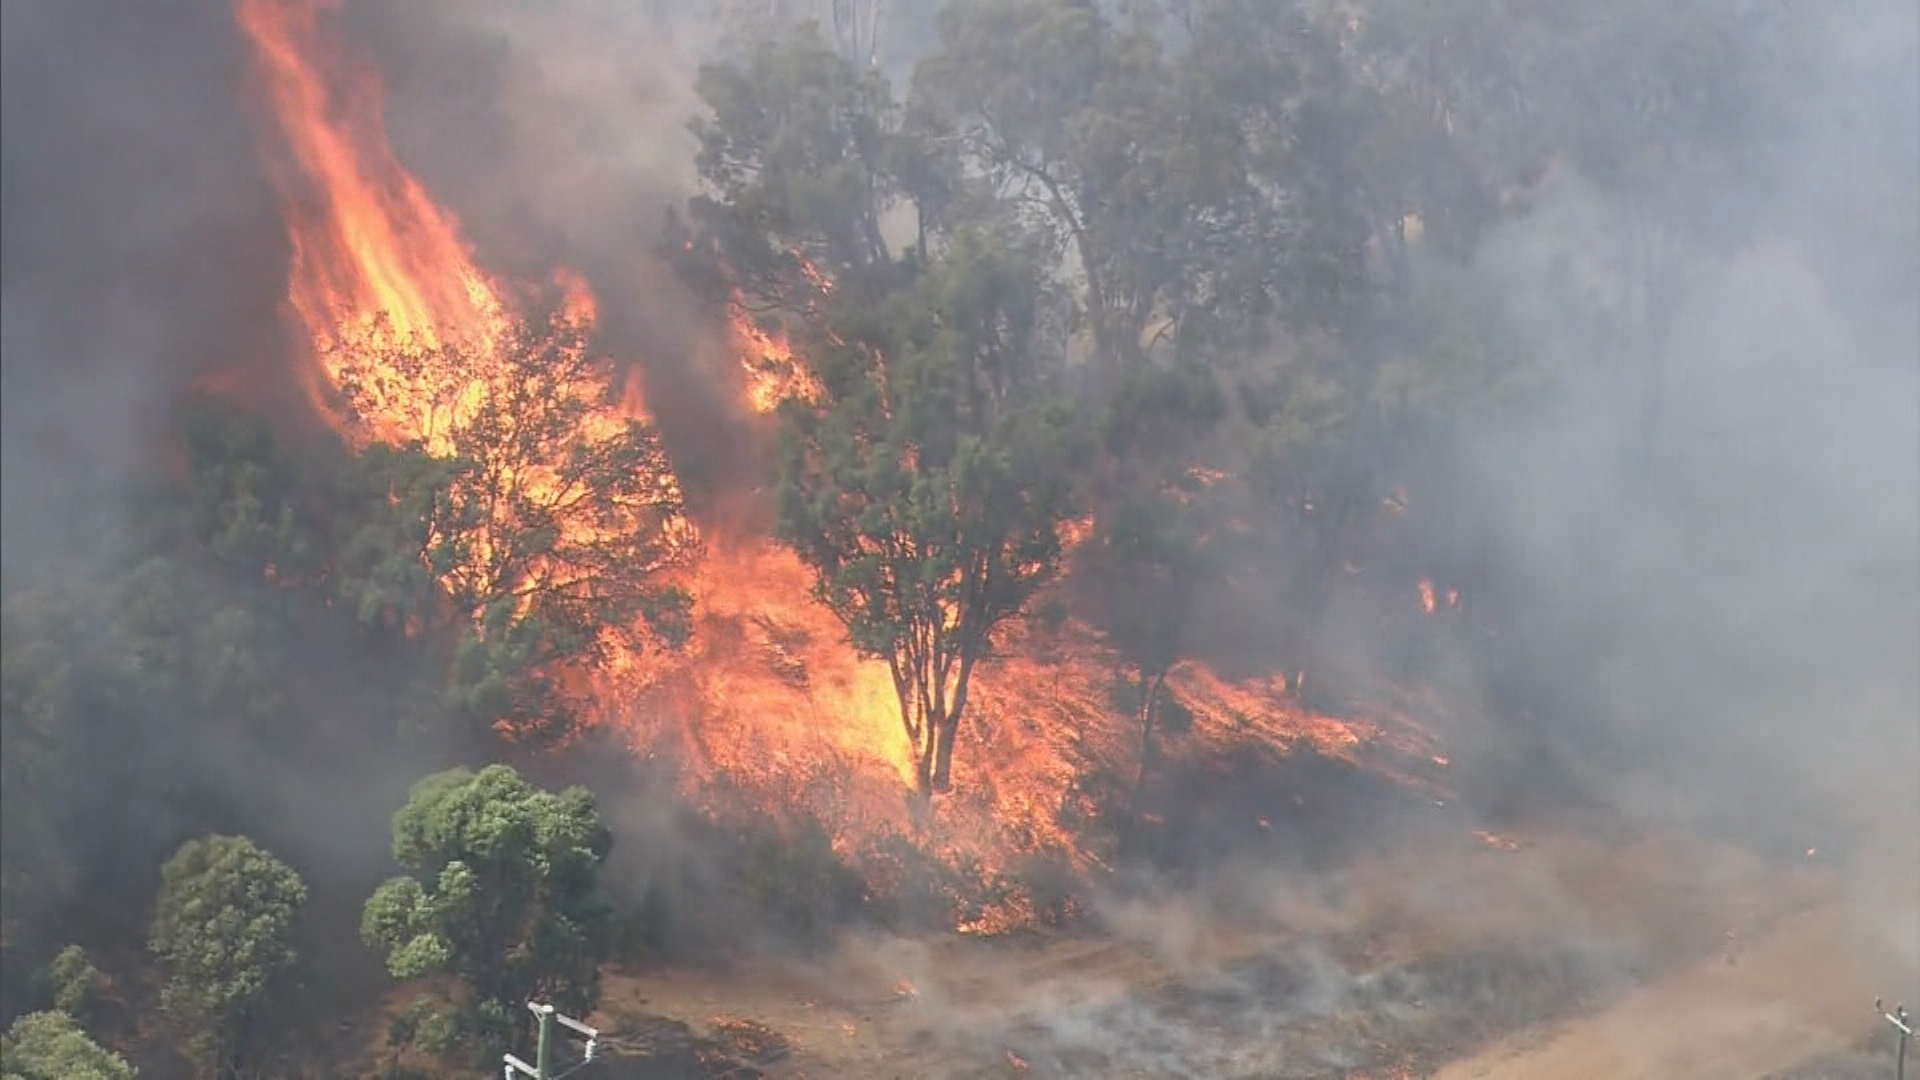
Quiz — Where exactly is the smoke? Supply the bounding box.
[3,0,1912,1073]
[0,0,293,572]
[1453,1,1920,837]
[767,0,1916,1072]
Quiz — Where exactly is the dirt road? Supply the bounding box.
[1433,879,1917,1080]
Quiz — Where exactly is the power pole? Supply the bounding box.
[1878,999,1911,1080]
[504,1001,599,1080]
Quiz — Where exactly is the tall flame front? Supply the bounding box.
[232,0,1449,922]
[234,0,522,451]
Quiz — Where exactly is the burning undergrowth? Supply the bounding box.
[218,0,1465,938]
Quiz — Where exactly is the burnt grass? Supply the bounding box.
[564,721,1807,1078]
[581,935,1632,1080]
[980,936,1630,1080]
[570,1010,793,1080]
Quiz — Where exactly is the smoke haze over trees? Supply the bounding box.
[2,0,1915,1076]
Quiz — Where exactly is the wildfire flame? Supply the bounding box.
[1475,830,1523,852]
[729,303,820,415]
[1417,578,1460,615]
[236,0,690,636]
[231,0,1455,927]
[234,0,517,449]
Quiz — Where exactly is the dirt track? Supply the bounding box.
[1434,860,1919,1080]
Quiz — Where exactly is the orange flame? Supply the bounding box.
[235,0,682,592]
[234,0,517,450]
[1475,830,1523,852]
[728,301,820,414]
[231,0,1456,929]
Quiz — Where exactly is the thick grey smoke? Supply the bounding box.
[692,0,1915,1072]
[1,0,291,571]
[1454,0,1920,827]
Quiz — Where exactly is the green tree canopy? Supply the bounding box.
[148,835,306,1079]
[42,945,104,1022]
[0,1011,134,1080]
[911,0,1287,368]
[683,25,914,313]
[361,764,615,1059]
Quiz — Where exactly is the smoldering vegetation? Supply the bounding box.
[3,0,1916,1077]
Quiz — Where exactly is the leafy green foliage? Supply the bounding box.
[0,600,86,939]
[1,549,283,952]
[913,0,1288,365]
[742,818,863,948]
[361,765,614,1059]
[42,946,103,1021]
[148,836,306,1077]
[0,1011,134,1080]
[1089,492,1210,684]
[775,235,1082,795]
[687,27,908,304]
[0,407,499,967]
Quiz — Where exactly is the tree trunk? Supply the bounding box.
[1129,668,1166,810]
[915,727,938,797]
[929,713,960,793]
[928,646,980,795]
[1297,488,1358,705]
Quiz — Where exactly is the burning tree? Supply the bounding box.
[329,314,695,740]
[774,236,1081,798]
[236,0,696,741]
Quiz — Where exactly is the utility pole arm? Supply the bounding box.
[1877,1000,1911,1080]
[506,1000,600,1079]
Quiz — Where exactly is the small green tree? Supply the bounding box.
[42,945,104,1021]
[0,1011,134,1080]
[361,765,615,1059]
[148,836,306,1079]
